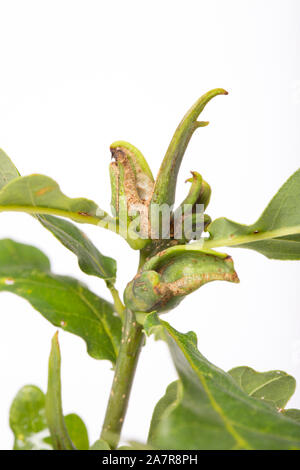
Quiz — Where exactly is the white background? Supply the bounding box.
[0,0,300,449]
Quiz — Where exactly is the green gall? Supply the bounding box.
[150,89,228,208]
[124,250,239,313]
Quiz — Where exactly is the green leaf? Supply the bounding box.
[0,149,117,283]
[46,332,75,450]
[90,439,111,450]
[37,215,116,283]
[9,385,89,450]
[283,409,300,423]
[117,442,154,450]
[0,239,121,363]
[0,238,50,271]
[228,366,296,409]
[64,414,89,450]
[148,381,179,445]
[0,148,20,189]
[10,385,52,450]
[148,318,300,450]
[151,89,227,207]
[205,169,300,259]
[142,310,165,339]
[0,173,115,229]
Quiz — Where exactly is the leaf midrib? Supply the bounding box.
[166,329,252,450]
[0,204,109,227]
[166,331,300,448]
[76,286,119,358]
[204,224,300,250]
[248,376,283,397]
[0,273,118,359]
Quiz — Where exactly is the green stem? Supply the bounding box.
[107,282,125,321]
[138,249,148,270]
[100,308,143,449]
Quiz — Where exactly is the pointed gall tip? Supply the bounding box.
[185,170,197,183]
[185,177,193,184]
[53,330,59,344]
[196,121,209,128]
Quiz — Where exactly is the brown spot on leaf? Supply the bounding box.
[78,211,90,217]
[35,186,54,197]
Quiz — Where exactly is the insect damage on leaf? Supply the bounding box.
[35,186,55,197]
[111,144,154,202]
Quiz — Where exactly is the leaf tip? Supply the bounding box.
[52,330,60,346]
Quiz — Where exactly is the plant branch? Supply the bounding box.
[106,282,125,321]
[100,307,144,448]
